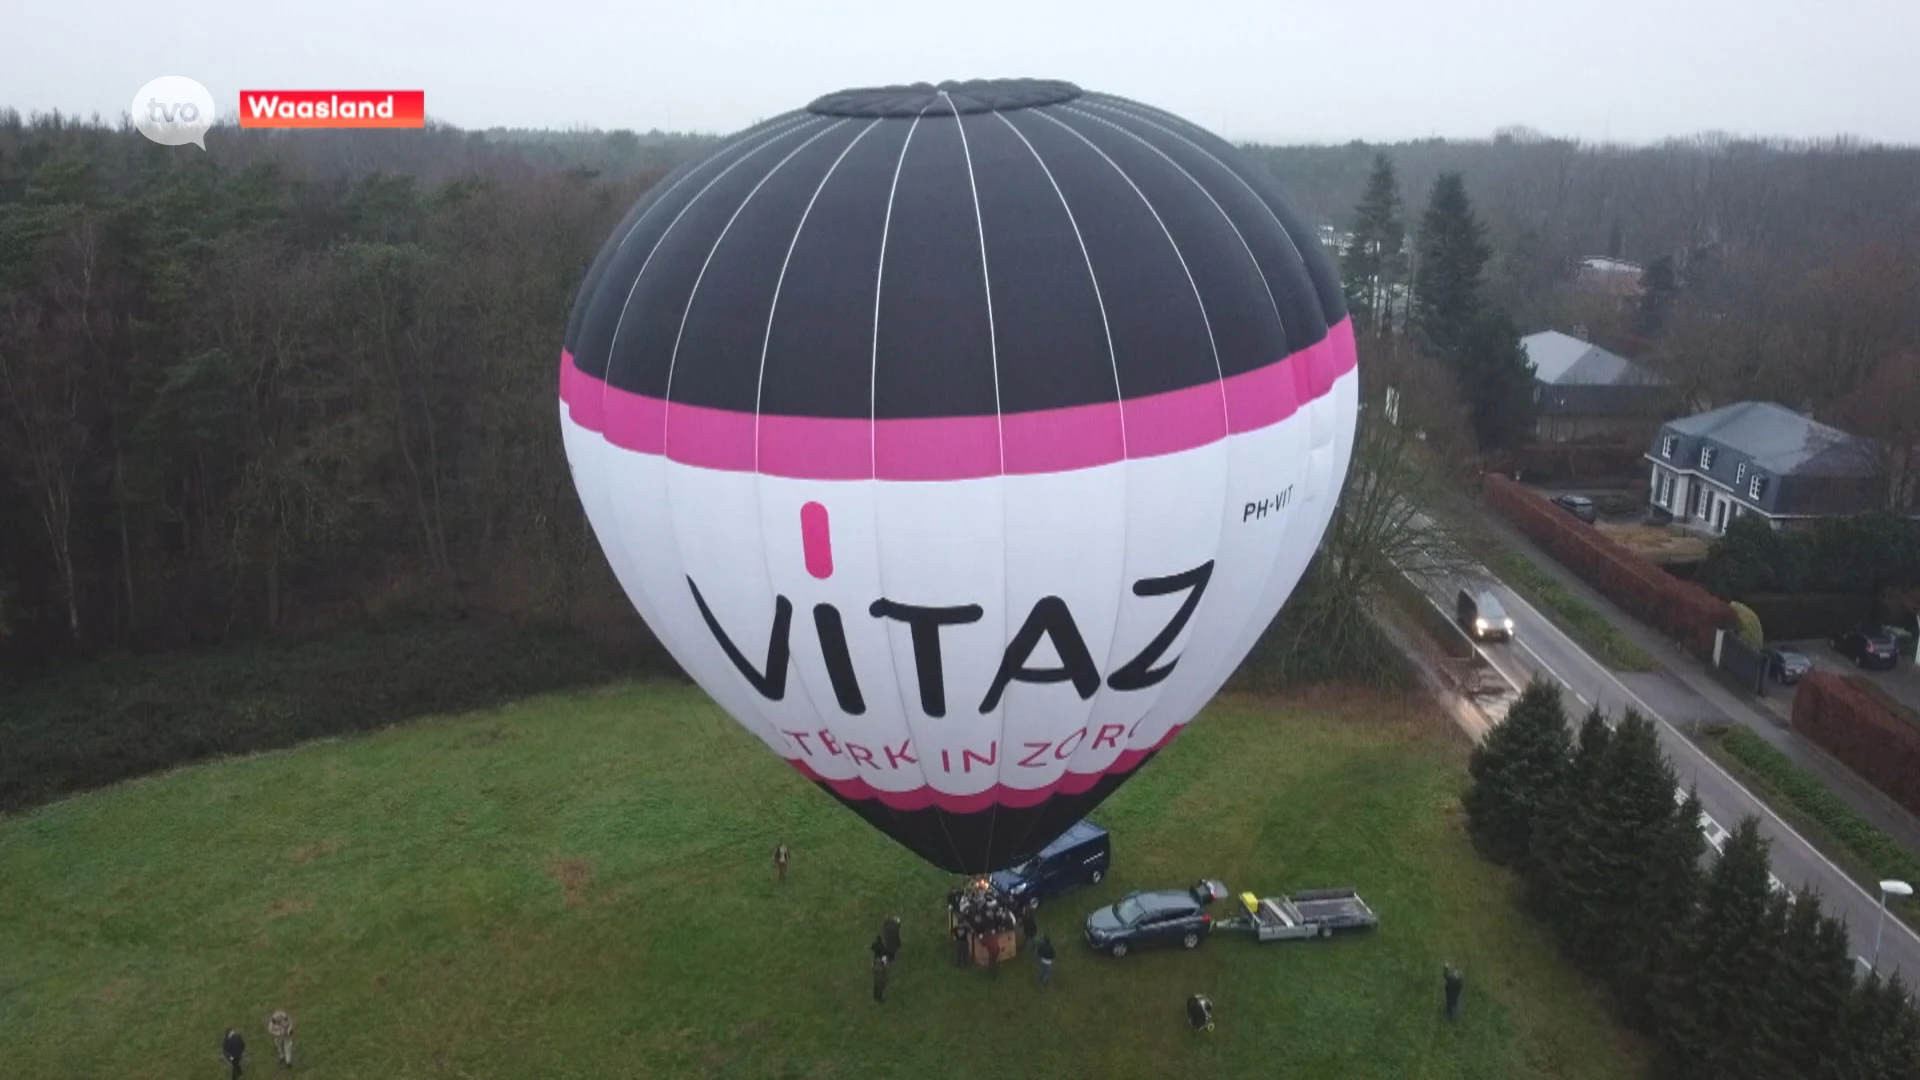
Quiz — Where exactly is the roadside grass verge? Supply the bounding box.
[1480,547,1659,673]
[1697,725,1920,923]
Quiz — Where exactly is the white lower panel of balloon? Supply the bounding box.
[562,366,1356,815]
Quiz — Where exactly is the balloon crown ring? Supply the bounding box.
[807,78,1082,118]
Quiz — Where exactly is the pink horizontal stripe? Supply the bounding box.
[560,316,1355,480]
[787,722,1187,813]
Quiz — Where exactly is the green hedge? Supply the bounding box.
[0,619,678,816]
[1717,726,1920,890]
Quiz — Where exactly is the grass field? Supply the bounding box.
[0,680,1645,1079]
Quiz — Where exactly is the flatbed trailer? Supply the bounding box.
[1218,888,1379,942]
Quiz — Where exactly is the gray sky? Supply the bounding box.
[10,0,1919,144]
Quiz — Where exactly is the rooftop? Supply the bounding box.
[1665,401,1871,476]
[1521,330,1664,387]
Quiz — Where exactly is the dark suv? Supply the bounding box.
[990,820,1110,908]
[1834,627,1900,671]
[1084,879,1227,958]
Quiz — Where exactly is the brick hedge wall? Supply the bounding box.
[1481,473,1735,660]
[1792,671,1920,819]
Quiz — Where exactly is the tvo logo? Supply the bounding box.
[132,76,215,150]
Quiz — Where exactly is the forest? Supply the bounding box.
[2,111,1918,674]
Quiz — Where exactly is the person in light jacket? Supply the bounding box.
[266,1010,294,1068]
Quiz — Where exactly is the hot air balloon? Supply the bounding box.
[559,78,1357,874]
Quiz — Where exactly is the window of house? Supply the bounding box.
[1749,474,1766,500]
[1735,462,1748,487]
[1662,435,1677,459]
[1699,445,1716,470]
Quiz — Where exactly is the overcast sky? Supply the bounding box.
[10,0,1918,144]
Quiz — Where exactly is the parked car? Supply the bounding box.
[1833,627,1900,671]
[1456,589,1514,643]
[1760,646,1813,686]
[1552,494,1597,524]
[989,819,1110,908]
[1084,879,1227,958]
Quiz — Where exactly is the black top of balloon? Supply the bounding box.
[563,80,1348,426]
[807,78,1083,118]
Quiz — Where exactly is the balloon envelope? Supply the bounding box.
[559,79,1358,873]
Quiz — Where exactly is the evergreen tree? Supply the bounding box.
[1620,786,1705,1033]
[1553,712,1683,979]
[1529,706,1612,917]
[1410,174,1535,450]
[1412,173,1490,362]
[1760,890,1857,1079]
[1456,307,1538,450]
[1463,677,1571,867]
[1833,972,1920,1080]
[1661,817,1786,1080]
[1341,154,1406,335]
[1636,254,1679,338]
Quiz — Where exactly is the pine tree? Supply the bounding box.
[1457,307,1538,450]
[1529,706,1612,918]
[1635,254,1679,338]
[1553,712,1683,979]
[1620,786,1705,1033]
[1661,817,1786,1080]
[1835,972,1920,1080]
[1412,173,1490,362]
[1340,154,1406,335]
[1463,677,1571,867]
[1760,890,1857,1079]
[1409,173,1535,450]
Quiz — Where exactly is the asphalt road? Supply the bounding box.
[1404,551,1920,983]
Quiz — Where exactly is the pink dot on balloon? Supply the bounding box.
[801,501,833,580]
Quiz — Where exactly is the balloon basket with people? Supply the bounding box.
[947,878,1026,968]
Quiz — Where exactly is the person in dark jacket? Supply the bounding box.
[1443,963,1465,1022]
[222,1029,247,1078]
[1186,994,1214,1032]
[881,915,901,960]
[1020,901,1038,943]
[1035,934,1056,988]
[952,924,970,967]
[871,952,889,1003]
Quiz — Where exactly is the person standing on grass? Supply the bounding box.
[1444,963,1465,1022]
[773,842,791,884]
[266,1010,294,1068]
[1036,934,1056,989]
[222,1029,247,1078]
[1020,899,1038,944]
[952,924,970,967]
[881,915,901,961]
[871,951,890,1004]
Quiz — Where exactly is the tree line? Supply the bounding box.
[4,112,1918,670]
[1466,678,1920,1078]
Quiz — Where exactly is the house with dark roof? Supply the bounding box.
[1646,401,1885,533]
[1522,330,1672,442]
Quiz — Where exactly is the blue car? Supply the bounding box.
[989,820,1110,908]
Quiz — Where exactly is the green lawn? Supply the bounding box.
[0,680,1644,1079]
